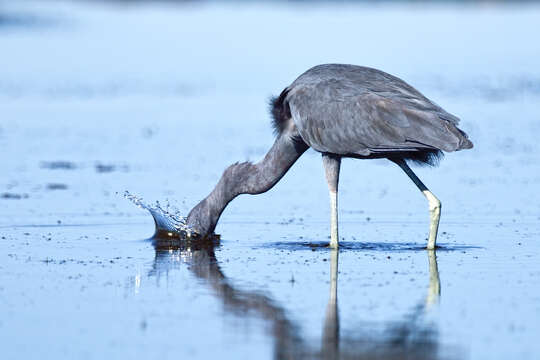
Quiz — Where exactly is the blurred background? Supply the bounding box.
[1,0,540,359]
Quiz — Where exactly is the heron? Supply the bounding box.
[185,64,473,249]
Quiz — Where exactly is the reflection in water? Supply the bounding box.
[427,250,441,308]
[151,236,306,359]
[322,249,339,360]
[148,236,447,359]
[320,249,443,360]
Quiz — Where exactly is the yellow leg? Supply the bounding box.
[393,159,441,250]
[322,154,341,249]
[329,191,339,249]
[423,190,441,250]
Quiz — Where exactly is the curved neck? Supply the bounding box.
[186,134,307,238]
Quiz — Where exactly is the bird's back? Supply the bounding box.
[271,64,472,164]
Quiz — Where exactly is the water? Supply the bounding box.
[1,1,540,359]
[124,191,195,237]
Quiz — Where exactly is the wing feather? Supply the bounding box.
[287,73,469,156]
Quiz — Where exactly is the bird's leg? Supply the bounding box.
[392,159,441,250]
[322,154,341,249]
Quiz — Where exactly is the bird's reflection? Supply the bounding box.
[148,236,445,359]
[322,249,339,360]
[150,236,306,358]
[426,250,441,308]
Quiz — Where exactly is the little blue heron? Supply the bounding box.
[186,64,473,249]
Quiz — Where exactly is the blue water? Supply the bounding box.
[1,1,540,359]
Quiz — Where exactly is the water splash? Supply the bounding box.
[124,191,195,238]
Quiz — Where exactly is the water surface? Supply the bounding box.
[1,1,540,359]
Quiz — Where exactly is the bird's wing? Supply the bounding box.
[287,80,467,155]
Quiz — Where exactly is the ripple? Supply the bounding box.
[262,241,481,252]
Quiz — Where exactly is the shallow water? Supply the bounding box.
[1,1,540,359]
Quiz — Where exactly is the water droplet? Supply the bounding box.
[124,191,193,235]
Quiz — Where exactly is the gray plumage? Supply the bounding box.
[187,64,473,240]
[272,64,472,162]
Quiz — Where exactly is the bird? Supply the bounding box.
[185,64,473,249]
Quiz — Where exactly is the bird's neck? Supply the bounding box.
[186,133,308,238]
[185,175,237,238]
